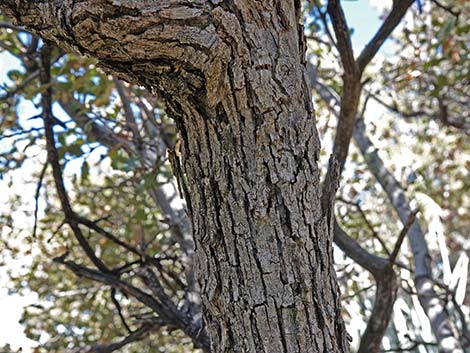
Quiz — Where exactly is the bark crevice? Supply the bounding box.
[0,1,350,352]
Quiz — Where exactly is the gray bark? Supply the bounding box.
[0,1,350,352]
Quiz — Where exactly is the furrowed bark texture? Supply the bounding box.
[0,1,349,352]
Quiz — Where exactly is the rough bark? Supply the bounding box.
[0,1,349,352]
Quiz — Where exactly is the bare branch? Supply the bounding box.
[389,209,419,266]
[0,51,65,103]
[357,266,397,353]
[353,117,464,353]
[57,94,194,254]
[73,214,142,256]
[322,0,414,178]
[114,79,142,151]
[327,0,357,75]
[381,340,438,352]
[40,44,109,273]
[110,288,133,334]
[334,221,389,274]
[32,161,48,238]
[0,69,40,102]
[312,1,338,49]
[57,96,135,155]
[430,0,460,17]
[337,197,391,256]
[324,0,361,176]
[312,70,463,352]
[54,257,210,352]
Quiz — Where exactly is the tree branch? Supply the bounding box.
[338,197,391,256]
[324,0,361,179]
[110,288,133,334]
[53,257,210,352]
[322,0,414,178]
[40,44,109,273]
[334,221,388,274]
[57,94,194,254]
[389,208,419,266]
[32,161,48,238]
[430,0,460,18]
[57,96,135,155]
[327,0,357,75]
[312,1,338,49]
[114,79,143,152]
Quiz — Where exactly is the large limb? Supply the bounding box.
[1,2,351,352]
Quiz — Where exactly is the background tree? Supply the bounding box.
[0,1,468,353]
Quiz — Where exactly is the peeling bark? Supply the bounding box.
[0,1,350,352]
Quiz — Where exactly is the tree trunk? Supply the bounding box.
[0,1,349,352]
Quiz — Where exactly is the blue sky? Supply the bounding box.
[342,0,394,53]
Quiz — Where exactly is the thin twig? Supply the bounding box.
[0,127,44,140]
[337,197,391,256]
[0,52,65,102]
[430,0,460,17]
[341,284,375,300]
[82,323,160,353]
[111,288,133,334]
[46,220,66,243]
[32,161,48,238]
[389,209,419,266]
[381,340,437,352]
[312,1,338,49]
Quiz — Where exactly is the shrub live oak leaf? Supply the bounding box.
[0,1,350,352]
